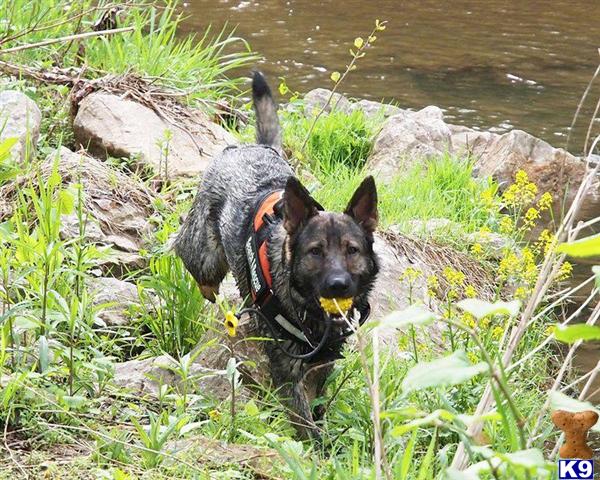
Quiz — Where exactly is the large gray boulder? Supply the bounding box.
[351,98,403,119]
[303,88,403,119]
[304,88,353,115]
[0,90,41,162]
[368,106,452,177]
[114,354,235,401]
[88,277,142,327]
[73,93,236,178]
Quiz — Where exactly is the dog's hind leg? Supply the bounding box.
[174,199,229,303]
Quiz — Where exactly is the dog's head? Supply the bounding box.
[283,176,379,313]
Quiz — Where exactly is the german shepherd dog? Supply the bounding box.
[174,72,379,440]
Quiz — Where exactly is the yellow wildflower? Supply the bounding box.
[523,207,540,230]
[427,274,439,298]
[480,188,496,210]
[401,267,422,283]
[515,170,528,184]
[443,267,465,287]
[514,286,529,300]
[499,216,514,235]
[502,170,538,208]
[461,312,476,329]
[556,261,573,282]
[209,409,222,420]
[538,192,553,212]
[492,326,503,340]
[537,229,555,255]
[478,226,492,238]
[467,351,479,364]
[470,243,484,258]
[224,311,238,337]
[464,284,477,298]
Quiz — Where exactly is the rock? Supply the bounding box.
[304,88,353,116]
[167,436,279,473]
[114,354,237,402]
[0,147,154,272]
[351,99,403,119]
[0,90,41,162]
[87,277,141,327]
[399,218,459,236]
[367,107,453,177]
[73,93,236,178]
[465,231,515,260]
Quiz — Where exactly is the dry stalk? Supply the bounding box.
[0,26,134,56]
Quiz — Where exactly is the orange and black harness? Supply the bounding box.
[236,188,371,360]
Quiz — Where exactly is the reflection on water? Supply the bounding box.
[180,0,600,151]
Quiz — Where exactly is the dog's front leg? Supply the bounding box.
[271,363,320,440]
[282,379,320,441]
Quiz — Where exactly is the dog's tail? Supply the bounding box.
[252,71,283,155]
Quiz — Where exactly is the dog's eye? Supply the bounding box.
[309,246,323,256]
[347,245,360,255]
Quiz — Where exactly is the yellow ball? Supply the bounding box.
[319,297,353,315]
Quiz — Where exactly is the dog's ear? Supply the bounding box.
[345,176,378,234]
[283,177,319,234]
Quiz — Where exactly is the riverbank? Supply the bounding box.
[0,2,596,479]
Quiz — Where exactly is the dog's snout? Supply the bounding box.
[322,273,352,298]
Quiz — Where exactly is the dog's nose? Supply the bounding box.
[323,273,352,298]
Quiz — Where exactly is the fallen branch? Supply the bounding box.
[0,26,134,55]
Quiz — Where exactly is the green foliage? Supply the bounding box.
[284,108,377,173]
[557,232,600,257]
[1,0,257,102]
[313,154,495,233]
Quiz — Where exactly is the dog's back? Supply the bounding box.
[174,72,292,300]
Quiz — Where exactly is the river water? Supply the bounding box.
[181,0,600,152]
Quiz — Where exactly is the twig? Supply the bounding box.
[0,26,134,55]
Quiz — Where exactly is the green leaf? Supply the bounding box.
[392,409,454,436]
[401,351,489,393]
[330,71,341,83]
[557,233,600,258]
[375,305,437,330]
[456,298,520,319]
[417,429,437,480]
[499,448,546,469]
[38,335,49,373]
[0,137,17,160]
[354,37,364,49]
[244,399,259,416]
[548,391,600,431]
[58,189,75,215]
[553,323,600,343]
[62,395,87,409]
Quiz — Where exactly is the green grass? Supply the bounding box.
[1,0,258,103]
[314,153,495,233]
[284,107,378,174]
